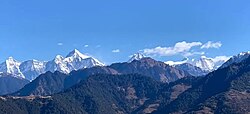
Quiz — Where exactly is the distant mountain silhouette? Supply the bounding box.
[0,75,29,95]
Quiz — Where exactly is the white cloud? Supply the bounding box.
[143,41,202,56]
[165,58,189,66]
[112,49,120,53]
[201,41,222,49]
[57,43,63,46]
[84,45,89,48]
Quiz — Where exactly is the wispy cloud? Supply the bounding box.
[183,51,205,57]
[84,45,89,48]
[201,41,222,49]
[142,41,223,57]
[57,43,63,46]
[143,41,202,56]
[112,49,120,53]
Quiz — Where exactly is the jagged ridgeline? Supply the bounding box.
[12,57,191,96]
[0,49,104,81]
[0,51,250,114]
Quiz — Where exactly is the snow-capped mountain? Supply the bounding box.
[190,56,215,71]
[174,63,209,76]
[220,51,250,69]
[166,56,229,72]
[166,58,209,76]
[64,49,104,70]
[45,55,70,74]
[0,57,25,79]
[128,53,145,62]
[46,49,104,74]
[20,60,47,81]
[0,49,104,81]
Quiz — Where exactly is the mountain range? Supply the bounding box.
[8,51,250,97]
[0,50,250,113]
[0,49,238,81]
[165,55,230,72]
[1,50,249,96]
[12,57,192,96]
[0,51,249,114]
[0,49,104,81]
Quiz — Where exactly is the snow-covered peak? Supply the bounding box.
[4,56,21,67]
[20,60,46,71]
[7,56,14,60]
[19,60,46,81]
[5,57,20,64]
[192,56,214,71]
[128,53,145,62]
[239,51,250,56]
[46,49,104,74]
[55,55,64,60]
[165,56,229,72]
[0,49,105,81]
[0,57,24,79]
[220,51,250,68]
[53,55,65,65]
[45,55,70,74]
[66,49,89,59]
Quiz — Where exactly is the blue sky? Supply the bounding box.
[0,0,250,64]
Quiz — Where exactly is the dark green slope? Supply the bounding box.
[155,56,250,114]
[0,74,160,114]
[0,74,197,114]
[49,74,161,114]
[12,71,67,96]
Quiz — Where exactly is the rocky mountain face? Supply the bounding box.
[110,57,191,83]
[0,49,104,81]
